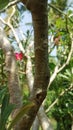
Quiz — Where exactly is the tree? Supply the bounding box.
[0,0,50,130]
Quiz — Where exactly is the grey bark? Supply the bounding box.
[32,116,39,130]
[0,27,22,129]
[38,106,53,130]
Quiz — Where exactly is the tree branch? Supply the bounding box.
[48,3,73,24]
[0,0,20,13]
[0,26,22,109]
[48,3,66,15]
[48,65,59,87]
[0,6,25,54]
[48,35,73,88]
[46,83,73,113]
[26,42,34,93]
[58,35,73,73]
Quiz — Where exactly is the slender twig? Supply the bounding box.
[0,6,25,54]
[0,0,20,13]
[58,35,73,73]
[48,34,73,88]
[48,65,59,87]
[48,3,66,15]
[46,84,73,113]
[48,3,73,24]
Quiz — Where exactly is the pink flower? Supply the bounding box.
[15,52,23,60]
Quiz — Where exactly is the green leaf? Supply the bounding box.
[1,94,10,117]
[60,74,69,80]
[0,87,7,104]
[0,0,9,10]
[0,104,15,130]
[65,69,71,77]
[8,102,35,130]
[0,94,15,130]
[68,91,73,96]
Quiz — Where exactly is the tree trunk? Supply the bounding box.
[15,0,50,129]
[26,43,53,130]
[0,27,22,129]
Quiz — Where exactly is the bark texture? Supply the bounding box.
[31,0,50,100]
[0,28,22,109]
[16,0,50,129]
[23,0,50,101]
[0,28,22,129]
[26,47,53,130]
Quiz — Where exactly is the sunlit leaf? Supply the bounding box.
[60,74,69,80]
[65,69,71,77]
